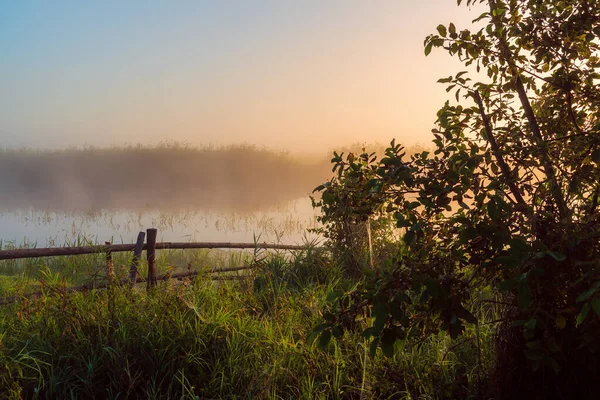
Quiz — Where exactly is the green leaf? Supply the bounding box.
[487,199,500,222]
[326,290,343,303]
[403,230,415,245]
[577,285,599,303]
[307,323,330,346]
[491,6,505,17]
[495,255,519,267]
[491,163,499,175]
[394,292,412,304]
[577,303,590,327]
[547,251,566,262]
[306,331,319,346]
[459,226,477,244]
[449,319,464,339]
[318,330,332,349]
[529,267,544,278]
[372,303,388,333]
[369,337,380,357]
[323,312,336,323]
[518,279,531,309]
[332,325,344,339]
[437,24,447,37]
[419,289,430,304]
[425,41,434,56]
[322,191,335,205]
[381,329,396,358]
[455,70,468,79]
[591,149,600,164]
[313,323,330,333]
[472,12,489,23]
[407,201,421,210]
[449,23,457,38]
[389,306,406,323]
[555,316,566,329]
[362,327,376,339]
[509,237,530,256]
[592,298,600,317]
[456,305,477,324]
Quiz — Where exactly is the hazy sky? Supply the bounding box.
[1,1,484,153]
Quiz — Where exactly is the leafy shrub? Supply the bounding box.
[312,1,600,398]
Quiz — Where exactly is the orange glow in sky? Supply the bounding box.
[0,0,485,153]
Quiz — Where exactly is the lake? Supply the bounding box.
[0,146,329,249]
[0,197,320,249]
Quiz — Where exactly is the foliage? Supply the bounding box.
[311,149,403,276]
[0,250,491,399]
[312,0,600,397]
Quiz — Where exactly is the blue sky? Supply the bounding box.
[0,1,483,152]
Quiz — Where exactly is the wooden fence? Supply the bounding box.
[0,228,311,305]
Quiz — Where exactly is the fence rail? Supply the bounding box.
[0,228,315,306]
[0,241,308,261]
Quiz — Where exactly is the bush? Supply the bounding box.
[312,1,600,398]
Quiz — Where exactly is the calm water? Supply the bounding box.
[0,197,320,248]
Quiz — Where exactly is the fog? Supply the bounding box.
[0,142,431,245]
[0,144,331,213]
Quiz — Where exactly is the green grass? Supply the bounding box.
[0,247,497,399]
[0,236,262,300]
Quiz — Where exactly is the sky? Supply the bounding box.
[0,0,485,153]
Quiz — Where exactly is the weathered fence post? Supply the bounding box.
[146,228,158,290]
[129,231,146,287]
[105,241,115,286]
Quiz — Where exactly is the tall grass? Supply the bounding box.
[0,247,497,399]
[0,235,257,300]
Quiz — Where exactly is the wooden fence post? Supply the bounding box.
[129,231,146,287]
[146,228,158,290]
[105,241,115,286]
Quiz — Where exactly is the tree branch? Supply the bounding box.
[488,0,568,220]
[473,90,528,209]
[589,184,600,216]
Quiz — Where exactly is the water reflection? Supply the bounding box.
[0,146,331,247]
[0,197,320,248]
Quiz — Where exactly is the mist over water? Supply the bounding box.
[0,198,319,247]
[0,144,330,246]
